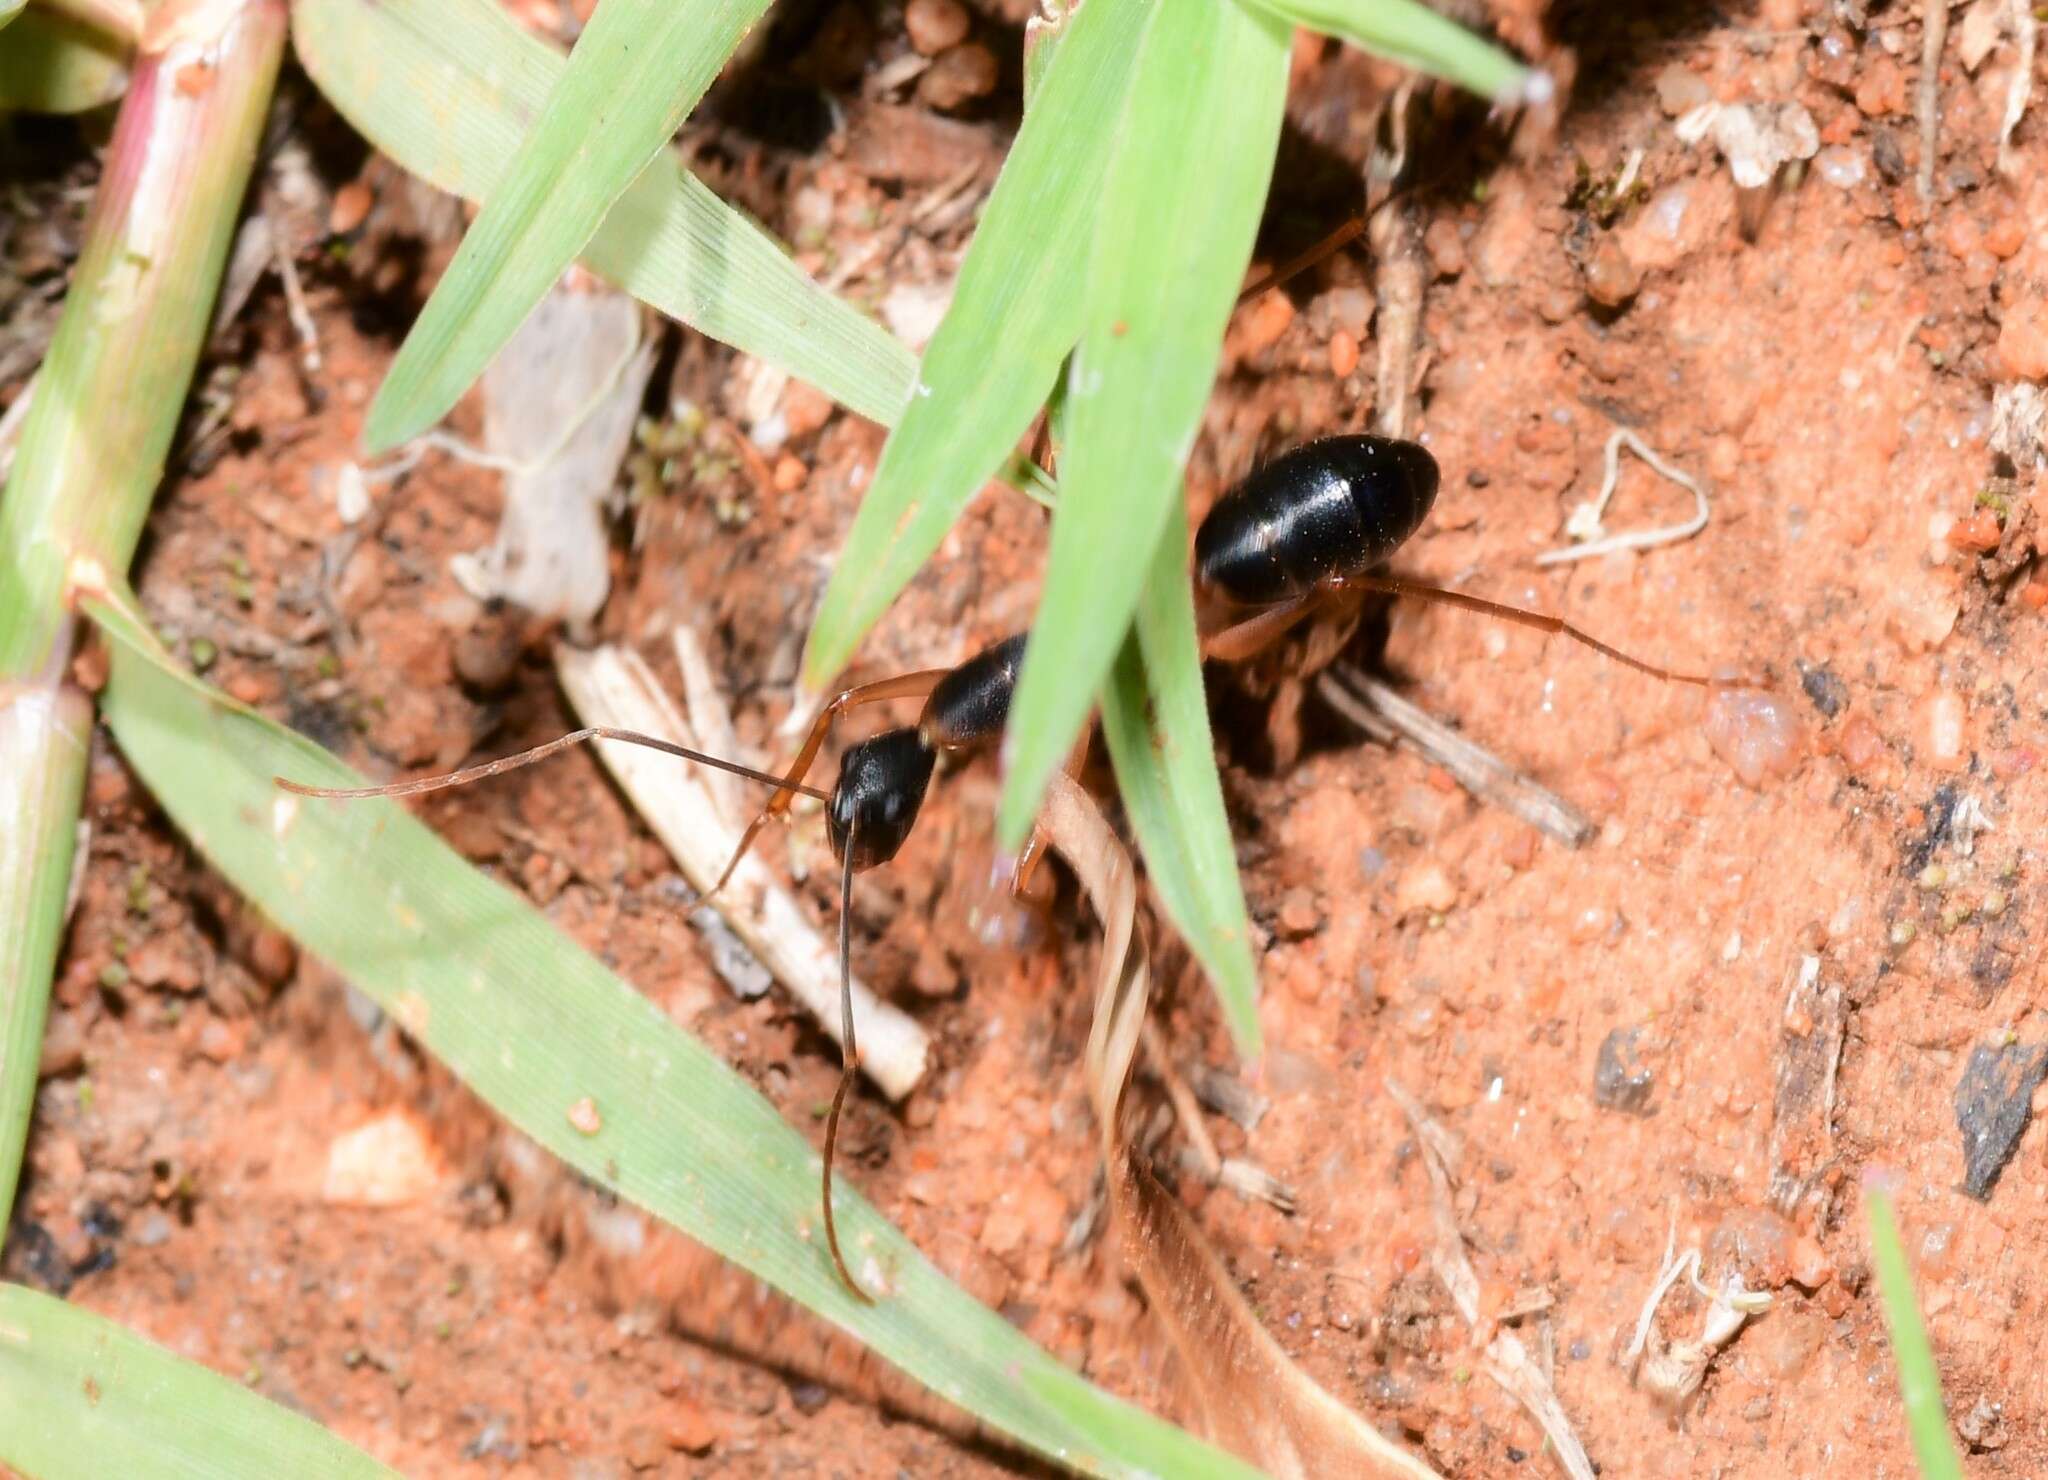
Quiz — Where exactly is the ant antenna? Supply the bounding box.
[277,726,834,803]
[1347,574,1725,688]
[822,826,870,1301]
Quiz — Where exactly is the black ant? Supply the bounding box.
[280,434,1718,1299]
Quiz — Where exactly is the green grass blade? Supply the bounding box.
[996,0,1288,848]
[1238,0,1535,102]
[0,9,129,114]
[797,0,1151,690]
[0,1283,397,1478]
[0,688,90,1232]
[1865,1178,1964,1480]
[362,0,778,453]
[86,590,1256,1480]
[0,0,25,34]
[1098,502,1259,1055]
[290,0,914,428]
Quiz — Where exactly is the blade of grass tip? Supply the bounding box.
[0,1283,398,1479]
[1237,0,1539,105]
[797,0,1152,691]
[1865,1177,1965,1480]
[1098,502,1260,1056]
[0,0,286,1256]
[0,9,132,114]
[0,687,90,1231]
[996,0,1289,847]
[363,0,778,453]
[290,0,914,428]
[85,589,1258,1480]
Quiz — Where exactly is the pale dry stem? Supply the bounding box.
[553,641,928,1100]
[1388,1081,1596,1480]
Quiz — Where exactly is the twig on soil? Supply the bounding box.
[1319,665,1597,848]
[2002,0,2037,173]
[1918,0,1951,201]
[1387,1080,1596,1480]
[554,639,929,1100]
[1767,953,1846,1220]
[1191,1061,1269,1131]
[1143,1023,1296,1211]
[1369,155,1427,439]
[268,208,321,377]
[1536,428,1710,567]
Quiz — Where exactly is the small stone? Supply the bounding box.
[323,1109,445,1206]
[772,454,806,493]
[917,42,998,111]
[904,0,970,55]
[1593,1026,1654,1114]
[1997,293,2048,380]
[1795,660,1847,718]
[1275,888,1322,940]
[1234,291,1294,359]
[787,1379,830,1415]
[1922,690,1968,770]
[1814,144,1866,189]
[1582,237,1640,307]
[1950,508,2003,552]
[666,1400,717,1454]
[1953,1041,2048,1199]
[1701,686,1806,788]
[1837,713,1885,772]
[1328,330,1360,379]
[1654,62,1711,116]
[329,179,373,236]
[781,380,834,441]
[240,922,297,989]
[1854,56,1906,116]
[1394,862,1457,917]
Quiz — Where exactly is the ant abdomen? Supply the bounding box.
[1194,435,1440,607]
[828,727,937,870]
[921,633,1026,751]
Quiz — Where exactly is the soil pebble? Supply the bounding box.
[1593,1026,1654,1114]
[904,0,970,56]
[1795,660,1847,718]
[1701,685,1805,787]
[1953,1042,2048,1200]
[323,1109,446,1206]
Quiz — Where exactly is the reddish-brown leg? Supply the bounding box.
[1344,574,1719,687]
[711,669,948,894]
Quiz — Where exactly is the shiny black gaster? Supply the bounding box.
[1193,436,1440,606]
[922,633,1026,751]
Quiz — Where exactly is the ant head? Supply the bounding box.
[827,727,937,871]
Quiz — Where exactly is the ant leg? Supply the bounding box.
[1346,574,1722,687]
[712,669,947,893]
[821,835,872,1300]
[1237,214,1366,303]
[1008,735,1089,898]
[277,727,832,803]
[1197,587,1359,665]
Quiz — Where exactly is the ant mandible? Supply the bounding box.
[281,433,1717,1299]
